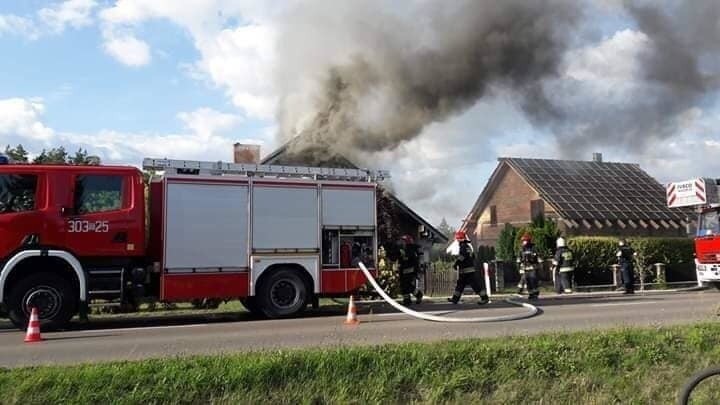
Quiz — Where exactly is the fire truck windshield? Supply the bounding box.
[698,210,720,236]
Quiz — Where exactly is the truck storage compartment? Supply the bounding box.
[252,185,319,252]
[164,182,249,270]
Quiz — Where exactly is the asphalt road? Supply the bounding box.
[0,290,718,368]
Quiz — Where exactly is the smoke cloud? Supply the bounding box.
[274,0,580,161]
[272,0,720,163]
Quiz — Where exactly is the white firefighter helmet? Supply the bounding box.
[556,237,566,248]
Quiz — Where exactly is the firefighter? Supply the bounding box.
[398,234,423,305]
[447,231,490,305]
[516,233,541,300]
[617,239,636,294]
[553,237,575,294]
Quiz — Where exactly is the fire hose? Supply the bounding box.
[358,262,539,322]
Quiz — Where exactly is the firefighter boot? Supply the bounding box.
[478,294,490,305]
[414,290,423,305]
[447,294,460,304]
[403,295,412,306]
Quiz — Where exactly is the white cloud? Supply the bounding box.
[0,14,37,38]
[0,98,54,141]
[102,33,151,66]
[0,97,269,166]
[38,0,97,33]
[563,29,649,98]
[177,107,243,139]
[0,0,96,39]
[193,25,277,118]
[99,1,282,115]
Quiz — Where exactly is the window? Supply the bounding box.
[490,205,497,227]
[74,175,123,214]
[0,174,37,214]
[531,199,545,221]
[699,210,720,236]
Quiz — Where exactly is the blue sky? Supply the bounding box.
[0,1,718,226]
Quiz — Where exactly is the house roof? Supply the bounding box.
[261,137,449,243]
[462,157,692,231]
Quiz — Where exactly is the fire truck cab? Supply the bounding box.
[667,178,720,287]
[0,158,384,330]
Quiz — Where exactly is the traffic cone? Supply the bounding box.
[24,307,42,343]
[344,295,360,325]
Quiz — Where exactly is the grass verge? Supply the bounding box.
[3,323,720,404]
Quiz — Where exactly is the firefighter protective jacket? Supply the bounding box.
[454,241,476,273]
[399,243,421,274]
[517,244,540,273]
[553,247,575,272]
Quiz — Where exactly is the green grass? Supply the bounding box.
[4,323,720,404]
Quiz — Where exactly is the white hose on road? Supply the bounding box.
[358,262,539,323]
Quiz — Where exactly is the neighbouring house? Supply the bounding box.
[459,153,694,248]
[234,141,449,257]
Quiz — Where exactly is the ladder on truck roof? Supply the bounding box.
[142,158,390,182]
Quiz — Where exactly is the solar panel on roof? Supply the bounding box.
[506,158,694,226]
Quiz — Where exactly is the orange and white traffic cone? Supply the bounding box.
[24,307,42,343]
[344,295,359,325]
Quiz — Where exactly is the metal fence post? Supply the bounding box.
[483,262,492,297]
[654,263,666,288]
[611,264,621,289]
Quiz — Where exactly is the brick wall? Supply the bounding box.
[472,166,557,246]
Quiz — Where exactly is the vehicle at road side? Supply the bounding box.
[0,157,387,330]
[667,178,720,288]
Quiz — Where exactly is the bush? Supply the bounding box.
[515,217,561,258]
[495,224,517,261]
[476,245,495,264]
[567,237,695,285]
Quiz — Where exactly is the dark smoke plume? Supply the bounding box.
[276,0,580,160]
[275,0,720,163]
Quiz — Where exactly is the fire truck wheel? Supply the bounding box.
[240,297,263,316]
[6,272,78,331]
[257,269,308,318]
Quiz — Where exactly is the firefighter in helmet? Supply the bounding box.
[448,231,489,305]
[398,234,423,305]
[616,238,636,294]
[516,233,541,300]
[553,237,575,294]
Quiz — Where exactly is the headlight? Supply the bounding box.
[697,264,707,272]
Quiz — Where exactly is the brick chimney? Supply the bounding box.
[233,143,261,164]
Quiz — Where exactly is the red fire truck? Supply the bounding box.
[667,178,720,287]
[0,158,386,330]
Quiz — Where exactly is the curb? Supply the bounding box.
[350,286,708,305]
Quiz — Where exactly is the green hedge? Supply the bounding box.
[567,237,695,285]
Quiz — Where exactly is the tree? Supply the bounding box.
[33,147,68,164]
[45,147,68,164]
[69,148,89,165]
[4,144,28,162]
[436,217,455,240]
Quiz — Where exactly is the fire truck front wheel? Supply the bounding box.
[256,268,309,318]
[6,272,78,331]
